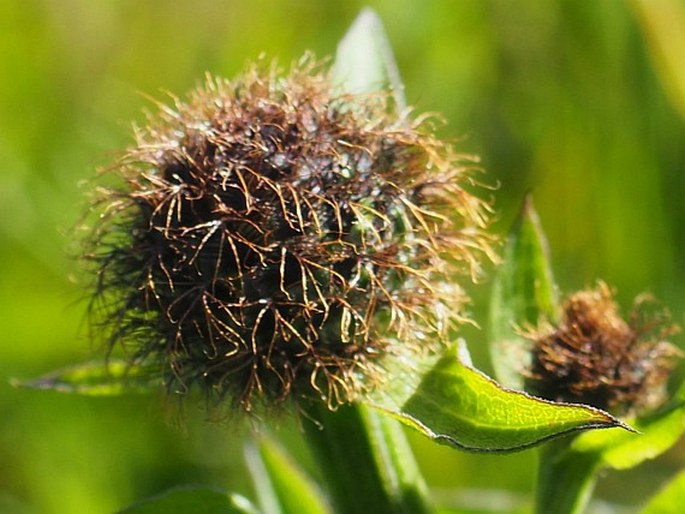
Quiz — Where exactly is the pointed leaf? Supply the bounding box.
[371,344,628,452]
[244,437,330,514]
[118,487,260,514]
[641,469,685,514]
[11,359,160,396]
[570,384,685,470]
[489,195,558,389]
[332,8,406,109]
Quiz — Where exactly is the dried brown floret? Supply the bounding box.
[525,282,681,416]
[86,56,494,412]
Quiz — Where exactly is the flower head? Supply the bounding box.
[525,283,680,416]
[87,57,493,412]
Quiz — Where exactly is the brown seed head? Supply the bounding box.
[87,57,494,412]
[525,282,681,416]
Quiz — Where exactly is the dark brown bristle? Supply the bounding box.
[86,57,494,412]
[526,283,680,416]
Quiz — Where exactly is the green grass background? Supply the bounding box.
[2,1,685,512]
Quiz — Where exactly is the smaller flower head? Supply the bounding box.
[525,282,681,416]
[86,57,493,413]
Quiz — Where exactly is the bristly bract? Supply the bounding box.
[86,56,494,413]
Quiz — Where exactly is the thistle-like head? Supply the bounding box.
[525,283,681,416]
[87,57,493,412]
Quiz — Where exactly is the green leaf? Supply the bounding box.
[244,436,330,514]
[11,359,160,396]
[533,384,685,514]
[641,469,685,514]
[372,343,628,452]
[534,384,685,511]
[570,385,685,470]
[489,194,558,389]
[332,7,406,109]
[118,487,260,514]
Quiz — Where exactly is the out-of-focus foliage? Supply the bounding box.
[2,1,684,512]
[489,197,558,391]
[642,469,685,514]
[632,0,685,121]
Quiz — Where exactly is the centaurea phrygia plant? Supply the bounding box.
[21,11,661,514]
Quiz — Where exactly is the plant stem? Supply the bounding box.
[302,401,433,514]
[535,438,601,514]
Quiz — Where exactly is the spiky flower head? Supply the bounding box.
[88,57,492,412]
[525,283,680,416]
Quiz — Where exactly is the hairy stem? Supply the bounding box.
[302,402,433,514]
[535,438,601,514]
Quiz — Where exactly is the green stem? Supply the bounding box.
[302,401,433,514]
[535,438,601,514]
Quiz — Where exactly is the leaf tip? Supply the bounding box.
[518,192,542,227]
[348,7,384,34]
[617,419,639,433]
[333,6,406,109]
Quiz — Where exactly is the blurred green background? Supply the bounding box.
[2,1,685,512]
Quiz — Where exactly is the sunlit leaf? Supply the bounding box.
[570,383,685,470]
[244,436,330,514]
[11,359,160,396]
[641,469,685,514]
[332,7,406,109]
[371,343,627,453]
[489,194,558,389]
[118,487,260,514]
[533,385,685,514]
